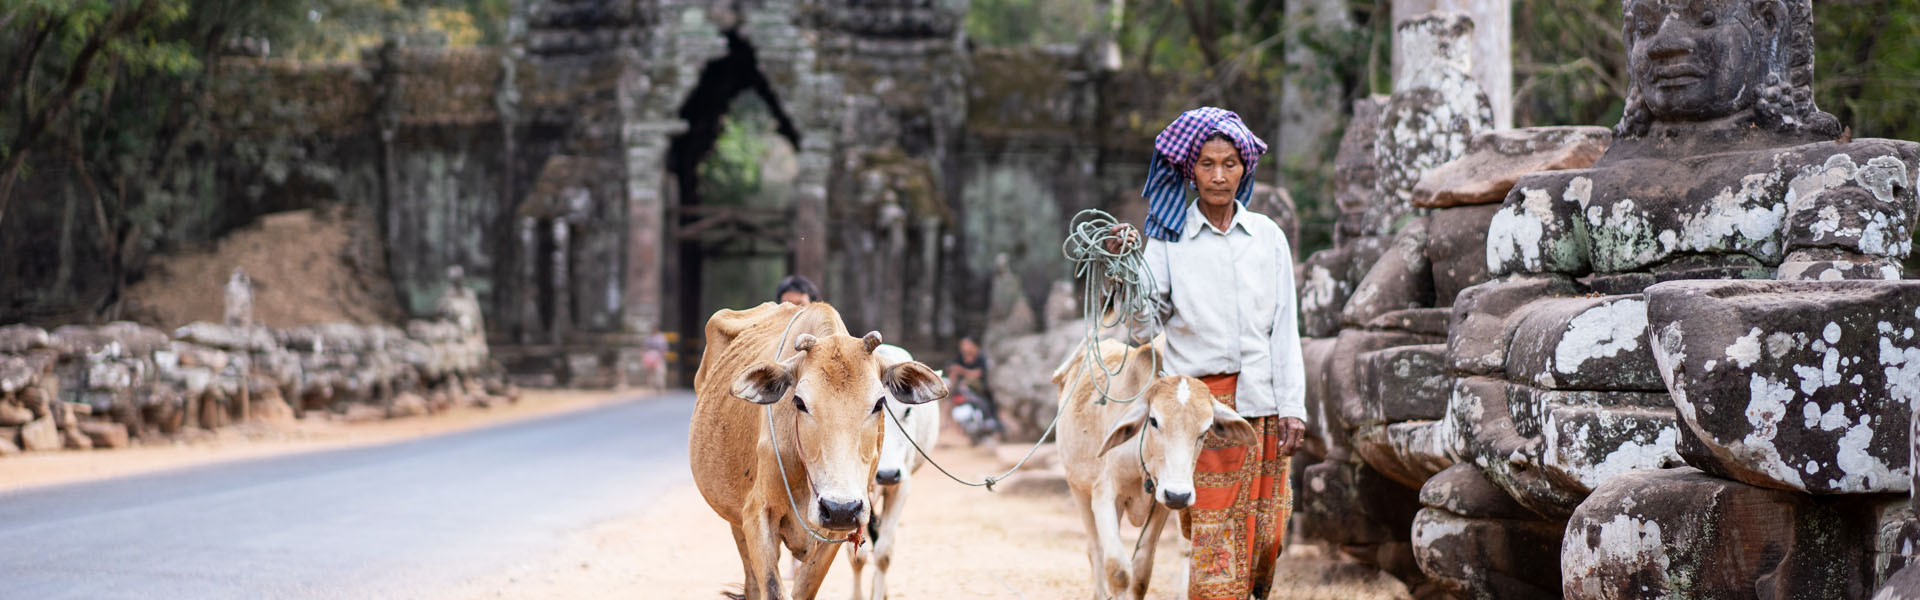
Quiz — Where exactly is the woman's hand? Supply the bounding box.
[1277,417,1308,457]
[1104,223,1140,254]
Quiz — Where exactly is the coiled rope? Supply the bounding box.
[885,208,1164,492]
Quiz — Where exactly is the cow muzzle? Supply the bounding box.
[874,467,902,486]
[817,496,867,531]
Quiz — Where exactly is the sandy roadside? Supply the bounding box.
[441,432,1412,600]
[0,389,636,493]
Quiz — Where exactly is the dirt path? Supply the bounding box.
[0,389,631,493]
[441,431,1411,600]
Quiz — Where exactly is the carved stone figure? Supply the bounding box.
[1428,0,1920,595]
[223,268,253,329]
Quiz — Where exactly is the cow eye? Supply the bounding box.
[793,395,810,414]
[872,397,886,414]
[902,407,913,419]
[1147,416,1159,429]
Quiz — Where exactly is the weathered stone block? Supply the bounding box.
[1649,279,1920,494]
[1426,203,1502,306]
[1331,329,1441,430]
[1342,219,1435,328]
[1563,468,1862,600]
[1781,148,1917,261]
[1301,336,1341,459]
[0,400,30,426]
[1448,276,1584,376]
[1506,294,1665,391]
[1412,126,1612,209]
[1420,463,1536,520]
[1413,507,1564,599]
[79,421,129,449]
[1363,307,1452,337]
[1538,403,1683,494]
[19,417,58,451]
[0,325,50,353]
[1300,236,1391,338]
[1447,377,1585,518]
[1488,169,1593,278]
[1352,420,1454,490]
[1300,459,1423,547]
[1357,343,1451,426]
[50,322,170,357]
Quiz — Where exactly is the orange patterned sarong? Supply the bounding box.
[1186,374,1292,600]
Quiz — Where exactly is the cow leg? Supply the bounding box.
[742,510,785,600]
[1125,505,1170,600]
[789,539,840,600]
[1072,487,1104,600]
[1089,484,1132,599]
[870,480,904,600]
[732,524,755,599]
[844,535,866,600]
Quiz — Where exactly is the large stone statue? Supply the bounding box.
[1422,0,1920,596]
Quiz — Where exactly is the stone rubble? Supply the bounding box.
[0,312,511,456]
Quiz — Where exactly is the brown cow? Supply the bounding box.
[689,302,946,600]
[1054,338,1256,600]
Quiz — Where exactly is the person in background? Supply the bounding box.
[774,275,820,306]
[945,336,1001,444]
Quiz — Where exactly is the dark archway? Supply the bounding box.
[665,30,802,372]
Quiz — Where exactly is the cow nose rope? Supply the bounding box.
[883,209,1166,493]
[762,305,856,546]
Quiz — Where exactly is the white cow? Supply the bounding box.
[843,344,941,600]
[1054,338,1256,600]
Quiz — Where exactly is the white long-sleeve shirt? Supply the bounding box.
[1136,202,1307,421]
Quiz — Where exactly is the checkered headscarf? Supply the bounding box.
[1141,107,1268,241]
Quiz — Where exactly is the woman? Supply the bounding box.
[1109,107,1307,600]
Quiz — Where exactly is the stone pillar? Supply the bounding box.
[1391,0,1511,129]
[549,218,572,345]
[793,135,832,287]
[619,119,685,336]
[515,217,541,344]
[916,216,941,348]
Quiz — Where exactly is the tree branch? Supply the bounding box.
[0,0,161,228]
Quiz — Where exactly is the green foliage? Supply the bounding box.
[698,94,777,208]
[1512,0,1626,128]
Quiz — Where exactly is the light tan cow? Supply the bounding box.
[689,302,947,600]
[1054,338,1257,600]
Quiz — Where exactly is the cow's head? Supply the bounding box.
[1098,376,1256,510]
[731,331,947,533]
[870,344,938,487]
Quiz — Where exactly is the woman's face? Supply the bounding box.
[1193,138,1244,209]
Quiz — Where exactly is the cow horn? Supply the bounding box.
[793,333,818,352]
[862,331,883,353]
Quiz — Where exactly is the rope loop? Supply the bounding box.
[868,209,1164,492]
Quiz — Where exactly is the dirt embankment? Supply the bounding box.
[123,206,404,329]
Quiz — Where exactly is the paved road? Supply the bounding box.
[0,393,695,599]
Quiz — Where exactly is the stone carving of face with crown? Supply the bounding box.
[1616,0,1839,139]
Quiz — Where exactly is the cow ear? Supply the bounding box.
[1209,403,1258,447]
[862,331,883,353]
[1099,401,1151,458]
[882,361,947,405]
[731,361,793,405]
